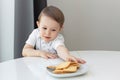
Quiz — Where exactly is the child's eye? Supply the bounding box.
[42,27,47,30]
[52,29,56,31]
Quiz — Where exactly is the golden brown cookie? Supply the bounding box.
[63,65,77,73]
[47,61,81,74]
[55,62,71,70]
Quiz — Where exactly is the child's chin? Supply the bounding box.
[44,39,51,42]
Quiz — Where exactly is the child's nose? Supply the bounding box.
[46,30,50,35]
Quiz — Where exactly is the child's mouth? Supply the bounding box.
[44,36,51,39]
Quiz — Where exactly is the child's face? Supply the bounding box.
[37,15,62,42]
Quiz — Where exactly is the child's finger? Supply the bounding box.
[47,54,58,59]
[77,58,86,64]
[42,55,48,59]
[67,57,78,63]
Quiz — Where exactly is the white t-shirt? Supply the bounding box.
[26,28,65,54]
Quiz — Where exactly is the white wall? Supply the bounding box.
[48,0,120,51]
[0,0,33,62]
[0,0,15,62]
[0,0,2,61]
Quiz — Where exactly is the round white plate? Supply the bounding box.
[46,64,89,78]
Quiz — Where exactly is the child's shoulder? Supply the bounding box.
[32,28,39,32]
[31,28,39,34]
[55,33,64,41]
[58,33,64,38]
[30,28,40,37]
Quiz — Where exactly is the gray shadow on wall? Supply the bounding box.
[14,0,33,58]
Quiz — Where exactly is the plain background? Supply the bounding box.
[48,0,120,51]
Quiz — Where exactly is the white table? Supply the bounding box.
[0,51,120,80]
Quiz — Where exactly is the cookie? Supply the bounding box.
[47,61,80,74]
[56,62,71,70]
[63,65,77,73]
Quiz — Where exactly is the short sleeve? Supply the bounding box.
[52,34,65,50]
[26,29,38,46]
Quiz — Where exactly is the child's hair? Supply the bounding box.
[38,6,64,27]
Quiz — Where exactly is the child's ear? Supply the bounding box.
[36,21,40,27]
[60,25,64,31]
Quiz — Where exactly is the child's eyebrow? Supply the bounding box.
[52,27,58,29]
[41,24,47,27]
[44,25,53,27]
[41,24,59,29]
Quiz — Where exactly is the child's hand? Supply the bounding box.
[40,52,58,59]
[66,55,86,64]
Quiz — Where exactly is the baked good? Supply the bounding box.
[47,61,80,74]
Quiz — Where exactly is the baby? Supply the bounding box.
[22,6,86,64]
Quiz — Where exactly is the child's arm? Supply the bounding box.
[56,45,86,64]
[22,44,58,59]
